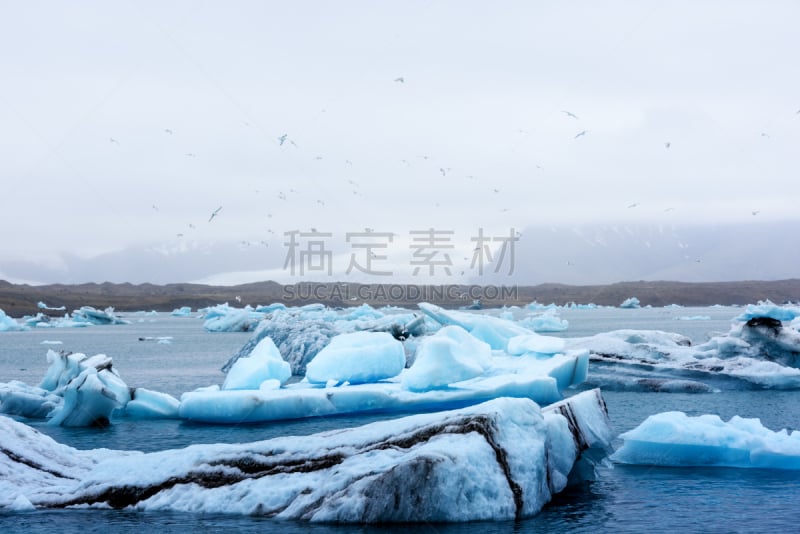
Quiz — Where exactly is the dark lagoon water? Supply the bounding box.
[2,307,800,533]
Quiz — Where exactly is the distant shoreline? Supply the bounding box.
[2,279,799,317]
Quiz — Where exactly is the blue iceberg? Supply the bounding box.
[612,411,800,469]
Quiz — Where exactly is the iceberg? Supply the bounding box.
[402,326,492,391]
[222,305,425,376]
[22,312,92,329]
[0,390,612,521]
[305,331,406,385]
[0,308,28,332]
[179,344,589,424]
[171,306,192,316]
[71,306,130,325]
[612,411,800,469]
[0,381,61,418]
[222,337,291,390]
[37,301,66,311]
[0,350,179,425]
[418,302,534,350]
[736,301,798,323]
[619,297,641,309]
[202,303,264,332]
[565,312,800,389]
[508,332,567,356]
[519,309,569,332]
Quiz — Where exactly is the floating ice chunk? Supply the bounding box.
[612,411,800,469]
[121,388,180,419]
[581,375,718,393]
[9,494,35,511]
[526,301,557,310]
[171,306,192,316]
[47,368,122,427]
[619,297,641,309]
[41,340,63,345]
[418,302,534,350]
[222,337,291,390]
[519,310,569,332]
[0,309,28,332]
[1,391,612,520]
[567,324,800,389]
[0,381,61,418]
[508,333,566,356]
[71,306,130,325]
[254,302,287,313]
[224,309,339,375]
[37,301,66,311]
[224,307,422,376]
[676,315,711,321]
[402,326,492,391]
[305,331,405,385]
[736,301,798,322]
[203,304,264,332]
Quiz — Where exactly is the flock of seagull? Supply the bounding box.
[103,76,794,244]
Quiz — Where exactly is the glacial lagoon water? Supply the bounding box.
[2,306,800,532]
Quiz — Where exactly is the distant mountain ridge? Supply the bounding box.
[2,221,797,287]
[1,279,799,318]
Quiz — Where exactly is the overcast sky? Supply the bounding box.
[1,1,798,285]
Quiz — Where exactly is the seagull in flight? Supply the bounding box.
[752,210,760,216]
[562,110,579,119]
[627,202,638,208]
[394,77,405,83]
[109,137,120,145]
[278,134,288,146]
[164,128,173,135]
[664,142,671,148]
[208,206,222,222]
[574,130,587,139]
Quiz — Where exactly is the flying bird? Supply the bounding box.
[394,77,405,83]
[627,203,638,208]
[164,129,173,135]
[752,210,760,216]
[109,137,119,144]
[185,153,196,157]
[561,110,579,119]
[665,142,671,148]
[208,206,222,222]
[278,134,288,146]
[574,130,588,139]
